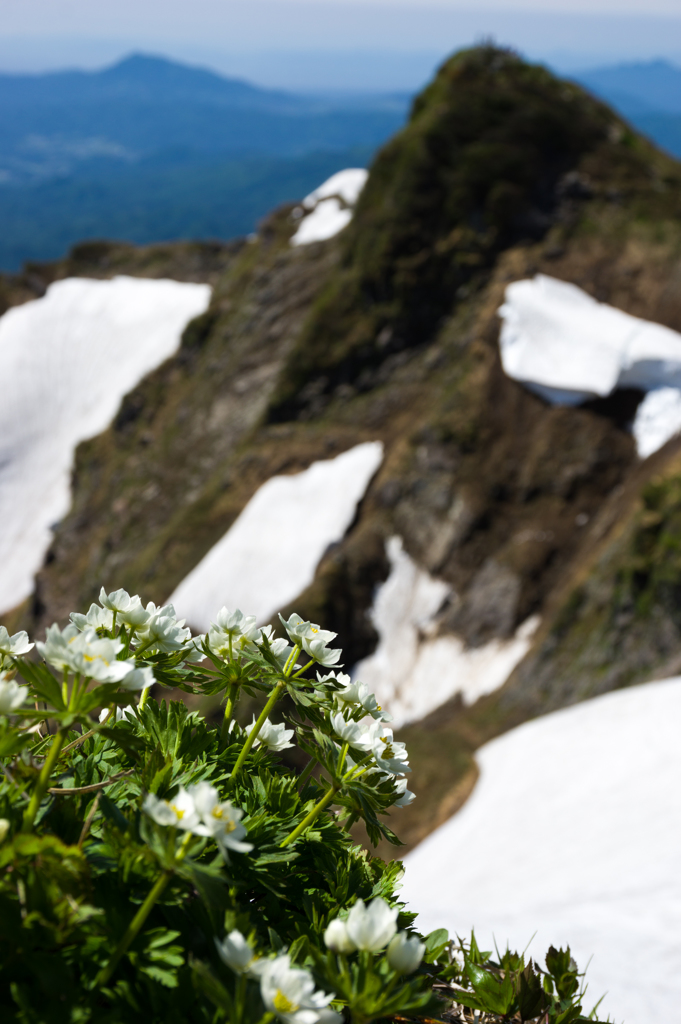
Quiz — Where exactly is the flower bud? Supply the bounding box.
[386,931,425,974]
[215,930,257,974]
[324,917,356,953]
[0,819,9,843]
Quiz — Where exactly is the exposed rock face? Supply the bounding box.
[6,45,681,850]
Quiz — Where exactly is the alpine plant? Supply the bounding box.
[0,590,603,1024]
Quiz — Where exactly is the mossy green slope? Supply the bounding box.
[269,45,660,420]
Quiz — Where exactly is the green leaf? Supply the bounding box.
[423,927,449,963]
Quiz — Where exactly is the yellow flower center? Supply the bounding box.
[273,991,299,1013]
[169,803,185,820]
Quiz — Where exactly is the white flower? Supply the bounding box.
[279,613,328,643]
[324,917,356,954]
[259,954,340,1024]
[215,930,258,974]
[99,705,135,723]
[386,932,425,974]
[99,588,150,627]
[207,608,259,657]
[330,712,374,751]
[393,777,416,808]
[70,603,114,632]
[303,637,342,668]
[142,789,202,831]
[345,898,398,952]
[0,673,28,714]
[120,666,155,692]
[188,781,253,856]
[183,635,206,663]
[245,716,294,752]
[136,603,191,653]
[369,723,410,776]
[332,676,390,721]
[37,624,136,682]
[271,638,299,668]
[278,615,342,666]
[0,626,34,659]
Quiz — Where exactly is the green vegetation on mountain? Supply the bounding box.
[6,44,681,851]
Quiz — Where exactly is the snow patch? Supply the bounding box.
[354,537,539,727]
[401,677,681,1024]
[498,274,681,456]
[290,168,368,246]
[169,441,384,630]
[0,276,211,616]
[632,386,681,459]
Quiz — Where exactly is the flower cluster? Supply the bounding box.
[217,930,340,1024]
[324,897,424,974]
[143,782,253,858]
[0,583,598,1024]
[0,588,459,1024]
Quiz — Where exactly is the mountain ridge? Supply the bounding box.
[4,45,681,852]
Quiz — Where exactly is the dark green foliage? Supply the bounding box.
[452,936,606,1023]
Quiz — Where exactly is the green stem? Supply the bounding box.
[220,683,239,742]
[138,686,151,710]
[342,753,372,783]
[345,811,359,830]
[230,680,285,779]
[236,972,247,1024]
[337,742,349,776]
[97,868,173,987]
[280,783,339,847]
[22,728,66,832]
[296,757,318,792]
[97,832,192,988]
[281,643,301,676]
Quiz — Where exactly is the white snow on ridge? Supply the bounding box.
[290,168,368,246]
[301,169,368,210]
[633,386,681,460]
[354,537,539,727]
[0,276,211,616]
[169,441,383,630]
[499,274,681,456]
[402,677,681,1024]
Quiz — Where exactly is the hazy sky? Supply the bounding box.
[1,0,681,88]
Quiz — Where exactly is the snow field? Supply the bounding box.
[499,274,681,457]
[354,537,539,727]
[168,441,384,630]
[401,677,681,1024]
[290,168,368,246]
[0,276,211,616]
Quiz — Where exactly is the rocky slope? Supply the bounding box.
[6,45,681,852]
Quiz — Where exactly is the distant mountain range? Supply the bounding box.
[0,53,408,186]
[575,59,681,116]
[573,59,681,162]
[0,53,409,270]
[1,52,681,271]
